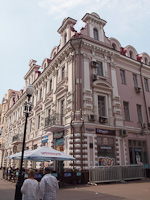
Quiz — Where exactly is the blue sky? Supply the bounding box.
[0,0,150,101]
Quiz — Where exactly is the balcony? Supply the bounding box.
[12,134,22,144]
[45,114,64,132]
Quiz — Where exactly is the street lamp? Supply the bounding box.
[14,85,34,200]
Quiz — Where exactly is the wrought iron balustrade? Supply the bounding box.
[45,114,64,127]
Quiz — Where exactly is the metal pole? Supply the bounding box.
[14,112,29,200]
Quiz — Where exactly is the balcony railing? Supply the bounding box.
[45,114,65,127]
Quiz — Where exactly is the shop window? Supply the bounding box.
[137,104,143,123]
[120,69,126,84]
[97,62,103,76]
[128,140,148,165]
[144,78,149,92]
[93,28,98,40]
[123,101,130,121]
[133,74,138,88]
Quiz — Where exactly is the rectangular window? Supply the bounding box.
[97,62,103,76]
[38,115,40,129]
[30,120,32,132]
[98,96,105,116]
[49,79,52,91]
[62,66,65,80]
[120,69,126,84]
[133,74,138,88]
[144,78,149,92]
[61,99,65,115]
[47,108,51,117]
[40,88,42,99]
[137,104,143,123]
[123,101,130,121]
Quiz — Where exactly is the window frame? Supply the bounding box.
[133,74,138,88]
[137,104,143,123]
[144,78,149,92]
[93,28,99,40]
[120,69,126,84]
[123,101,130,121]
[97,62,103,76]
[98,95,106,117]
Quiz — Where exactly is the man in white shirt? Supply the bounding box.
[39,167,59,200]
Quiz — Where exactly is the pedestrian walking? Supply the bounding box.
[39,167,59,200]
[21,169,39,200]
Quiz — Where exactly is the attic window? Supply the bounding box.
[129,51,133,59]
[144,57,148,65]
[93,28,98,40]
[112,43,116,50]
[64,32,67,44]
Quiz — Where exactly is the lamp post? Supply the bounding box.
[14,85,34,200]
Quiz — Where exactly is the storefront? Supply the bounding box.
[96,129,116,166]
[128,139,148,168]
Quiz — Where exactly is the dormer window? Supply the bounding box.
[144,57,148,65]
[112,43,116,50]
[93,28,98,40]
[129,51,133,59]
[64,32,67,44]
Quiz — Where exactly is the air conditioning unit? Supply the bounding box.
[141,122,146,129]
[120,129,127,137]
[88,115,96,121]
[91,61,97,67]
[135,87,141,93]
[99,116,108,123]
[92,74,98,81]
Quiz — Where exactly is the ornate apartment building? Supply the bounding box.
[3,12,150,170]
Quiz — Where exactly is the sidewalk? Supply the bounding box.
[0,170,150,200]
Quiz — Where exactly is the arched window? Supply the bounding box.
[112,43,116,50]
[144,57,148,65]
[93,28,98,40]
[64,32,67,44]
[129,50,133,59]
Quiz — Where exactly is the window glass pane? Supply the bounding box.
[137,104,143,123]
[144,78,149,92]
[120,70,126,84]
[123,101,130,121]
[133,74,138,88]
[97,62,103,76]
[93,28,98,40]
[98,96,105,116]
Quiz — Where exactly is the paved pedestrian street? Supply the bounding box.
[0,171,150,200]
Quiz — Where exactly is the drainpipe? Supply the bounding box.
[78,38,85,170]
[70,40,76,170]
[140,62,149,126]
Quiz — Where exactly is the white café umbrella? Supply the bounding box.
[6,146,75,162]
[5,150,32,160]
[24,146,75,162]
